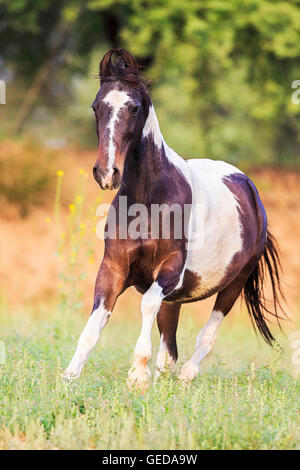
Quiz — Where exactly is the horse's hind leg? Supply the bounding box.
[178,308,224,381]
[155,302,181,376]
[178,272,249,381]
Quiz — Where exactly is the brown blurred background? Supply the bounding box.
[0,1,299,322]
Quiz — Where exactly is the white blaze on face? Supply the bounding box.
[103,89,130,172]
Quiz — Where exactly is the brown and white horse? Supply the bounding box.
[64,49,285,386]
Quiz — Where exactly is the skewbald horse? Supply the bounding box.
[64,49,285,387]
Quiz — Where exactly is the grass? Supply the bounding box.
[0,301,298,450]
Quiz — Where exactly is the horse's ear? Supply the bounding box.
[99,49,116,82]
[99,48,149,91]
[117,49,139,73]
[99,48,140,83]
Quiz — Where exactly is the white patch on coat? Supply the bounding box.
[103,89,130,172]
[64,299,111,379]
[128,282,164,385]
[161,154,243,297]
[181,159,243,298]
[143,105,163,148]
[142,105,191,181]
[179,310,224,381]
[163,142,192,181]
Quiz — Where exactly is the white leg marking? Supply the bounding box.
[64,300,111,379]
[179,310,224,381]
[155,334,176,377]
[128,282,164,386]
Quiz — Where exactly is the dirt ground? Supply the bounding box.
[0,148,299,321]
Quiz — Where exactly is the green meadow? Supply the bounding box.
[0,301,298,450]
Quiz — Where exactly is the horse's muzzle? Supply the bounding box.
[93,165,120,190]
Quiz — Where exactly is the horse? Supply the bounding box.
[64,48,285,387]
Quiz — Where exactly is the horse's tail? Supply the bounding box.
[243,230,286,346]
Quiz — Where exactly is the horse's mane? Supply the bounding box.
[99,48,150,93]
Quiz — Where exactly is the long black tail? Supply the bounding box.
[243,230,286,346]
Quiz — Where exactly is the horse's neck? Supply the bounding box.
[142,104,165,151]
[122,104,171,203]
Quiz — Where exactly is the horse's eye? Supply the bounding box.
[130,105,140,116]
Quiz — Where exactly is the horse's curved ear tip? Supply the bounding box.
[103,47,135,58]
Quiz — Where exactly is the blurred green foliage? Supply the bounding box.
[1,0,300,164]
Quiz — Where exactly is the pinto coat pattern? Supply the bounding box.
[64,49,285,386]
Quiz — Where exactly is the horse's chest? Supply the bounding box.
[128,240,172,293]
[129,239,184,292]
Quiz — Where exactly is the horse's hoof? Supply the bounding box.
[178,361,199,382]
[154,367,172,380]
[127,367,151,392]
[63,369,80,381]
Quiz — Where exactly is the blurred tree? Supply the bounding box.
[0,0,300,164]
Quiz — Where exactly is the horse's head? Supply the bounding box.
[92,48,150,190]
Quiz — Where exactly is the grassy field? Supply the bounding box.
[0,300,298,450]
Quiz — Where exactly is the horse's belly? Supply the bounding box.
[184,230,242,298]
[165,245,240,303]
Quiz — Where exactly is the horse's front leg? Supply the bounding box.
[64,259,125,380]
[128,253,183,388]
